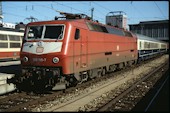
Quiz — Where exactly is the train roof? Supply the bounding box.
[134,33,167,43]
[25,11,132,37]
[0,27,24,33]
[27,19,83,25]
[26,18,135,38]
[27,18,126,31]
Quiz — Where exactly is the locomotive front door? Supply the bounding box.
[80,29,87,68]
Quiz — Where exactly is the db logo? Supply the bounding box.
[36,47,44,53]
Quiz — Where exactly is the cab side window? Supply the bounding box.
[75,28,80,40]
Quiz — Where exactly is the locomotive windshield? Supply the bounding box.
[28,26,43,39]
[27,25,65,40]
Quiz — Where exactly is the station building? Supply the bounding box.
[129,20,169,42]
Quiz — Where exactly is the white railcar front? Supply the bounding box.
[0,29,24,61]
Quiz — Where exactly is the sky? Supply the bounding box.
[1,1,169,26]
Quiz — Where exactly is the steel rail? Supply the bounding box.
[3,91,63,112]
[0,92,26,104]
[97,61,168,111]
[144,72,169,111]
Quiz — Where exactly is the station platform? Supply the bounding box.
[0,61,20,95]
[0,73,16,95]
[0,61,20,67]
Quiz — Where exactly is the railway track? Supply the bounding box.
[32,55,168,111]
[0,66,129,112]
[0,92,49,112]
[0,55,168,112]
[96,60,169,111]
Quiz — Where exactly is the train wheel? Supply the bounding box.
[87,69,98,79]
[109,64,116,72]
[101,67,106,76]
[127,61,133,67]
[68,75,78,87]
[117,63,124,70]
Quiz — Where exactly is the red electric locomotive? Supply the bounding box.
[9,12,138,91]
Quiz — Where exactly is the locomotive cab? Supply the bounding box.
[8,12,91,91]
[15,22,70,91]
[21,24,66,65]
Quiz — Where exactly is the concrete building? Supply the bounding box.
[129,20,169,42]
[106,11,127,30]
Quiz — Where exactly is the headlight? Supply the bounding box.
[23,56,28,62]
[53,57,59,63]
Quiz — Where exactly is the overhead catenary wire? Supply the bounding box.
[2,1,168,25]
[52,2,87,15]
[3,12,26,18]
[2,1,118,24]
[130,2,145,18]
[27,3,52,20]
[2,12,27,23]
[154,1,166,19]
[92,1,112,12]
[2,2,52,23]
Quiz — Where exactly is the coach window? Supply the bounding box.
[9,35,20,41]
[140,41,142,49]
[10,43,21,48]
[0,43,8,48]
[75,28,80,40]
[0,34,8,40]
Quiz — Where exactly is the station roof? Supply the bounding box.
[0,27,24,32]
[129,20,169,26]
